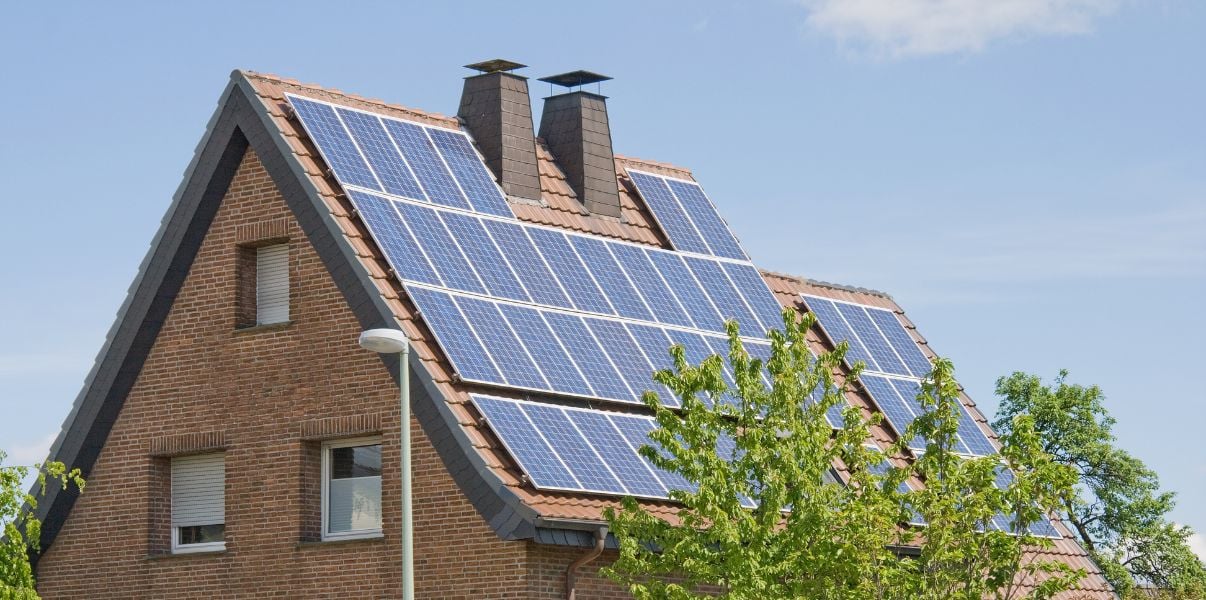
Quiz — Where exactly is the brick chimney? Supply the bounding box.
[457,60,541,202]
[537,70,621,218]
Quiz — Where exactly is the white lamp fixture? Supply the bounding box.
[358,327,413,600]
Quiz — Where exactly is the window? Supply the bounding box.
[321,438,383,540]
[171,453,225,553]
[255,243,289,325]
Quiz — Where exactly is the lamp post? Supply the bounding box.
[359,328,413,600]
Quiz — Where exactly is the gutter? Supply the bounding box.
[565,525,608,600]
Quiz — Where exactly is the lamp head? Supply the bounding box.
[359,328,410,354]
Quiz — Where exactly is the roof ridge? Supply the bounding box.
[759,269,894,300]
[239,69,460,126]
[614,154,694,177]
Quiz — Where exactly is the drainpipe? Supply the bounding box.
[565,525,608,600]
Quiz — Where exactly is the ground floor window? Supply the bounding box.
[321,437,382,540]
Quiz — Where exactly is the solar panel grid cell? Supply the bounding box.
[472,396,580,490]
[526,228,615,315]
[395,202,486,294]
[584,318,663,405]
[337,108,427,201]
[804,296,880,371]
[521,403,625,494]
[453,296,548,390]
[345,191,442,286]
[626,172,710,255]
[497,304,593,397]
[480,220,573,308]
[426,128,513,217]
[437,212,529,302]
[289,97,381,191]
[866,308,933,378]
[721,262,787,335]
[665,179,749,261]
[836,303,910,377]
[646,251,726,332]
[567,411,668,497]
[569,236,655,322]
[405,287,502,384]
[685,257,763,337]
[609,244,694,328]
[380,118,472,211]
[539,312,634,402]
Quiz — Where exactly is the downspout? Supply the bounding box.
[565,525,608,600]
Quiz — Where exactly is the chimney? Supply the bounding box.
[457,59,541,202]
[537,70,621,218]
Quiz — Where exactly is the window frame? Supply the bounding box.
[170,453,227,554]
[320,436,384,541]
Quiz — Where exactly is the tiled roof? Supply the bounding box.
[240,70,1114,597]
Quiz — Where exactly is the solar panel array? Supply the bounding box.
[627,170,749,261]
[289,94,788,409]
[801,295,997,457]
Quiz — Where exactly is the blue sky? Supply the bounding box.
[1,1,1202,553]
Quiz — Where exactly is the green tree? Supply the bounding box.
[994,371,1206,598]
[1,450,84,600]
[605,311,1082,600]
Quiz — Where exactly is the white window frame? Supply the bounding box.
[170,453,226,554]
[321,436,384,541]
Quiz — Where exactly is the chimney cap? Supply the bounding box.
[538,70,612,89]
[464,59,527,74]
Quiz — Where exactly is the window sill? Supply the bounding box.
[296,534,384,549]
[234,321,293,334]
[145,549,227,560]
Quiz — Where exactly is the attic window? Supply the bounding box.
[236,241,290,328]
[171,453,226,553]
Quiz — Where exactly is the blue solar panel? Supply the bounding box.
[889,378,979,456]
[405,287,501,384]
[568,236,654,322]
[380,118,472,211]
[803,296,879,371]
[289,96,380,191]
[526,228,614,314]
[627,171,710,255]
[835,303,909,377]
[646,251,726,332]
[609,244,693,328]
[395,201,486,294]
[437,212,528,302]
[622,324,682,407]
[453,296,548,391]
[610,414,696,494]
[685,257,762,336]
[953,405,997,456]
[665,329,726,407]
[497,304,593,398]
[866,308,932,378]
[721,262,785,335]
[521,403,624,494]
[479,220,572,308]
[539,312,635,403]
[345,191,441,286]
[583,318,661,403]
[861,375,925,451]
[472,396,580,490]
[566,410,668,497]
[337,108,426,201]
[742,340,776,389]
[665,179,748,261]
[426,128,513,217]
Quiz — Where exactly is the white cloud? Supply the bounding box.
[797,0,1120,58]
[4,432,58,467]
[1189,530,1206,562]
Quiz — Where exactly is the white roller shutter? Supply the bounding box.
[256,244,289,325]
[171,453,225,528]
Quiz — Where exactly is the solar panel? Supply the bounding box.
[437,211,529,302]
[452,295,548,390]
[345,190,440,286]
[608,243,694,328]
[479,219,572,308]
[802,296,879,371]
[569,236,654,321]
[394,201,486,294]
[685,256,763,336]
[865,308,932,378]
[496,304,592,398]
[288,96,380,190]
[835,302,909,377]
[405,287,501,383]
[471,396,579,490]
[626,171,710,255]
[525,228,615,315]
[540,312,634,402]
[337,108,425,201]
[425,128,512,216]
[566,410,668,497]
[379,119,473,211]
[583,318,665,405]
[646,251,726,332]
[521,403,624,493]
[664,178,748,261]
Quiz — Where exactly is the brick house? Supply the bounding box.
[29,63,1117,598]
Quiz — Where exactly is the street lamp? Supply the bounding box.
[359,328,413,600]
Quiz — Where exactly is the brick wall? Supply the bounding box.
[35,147,623,598]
